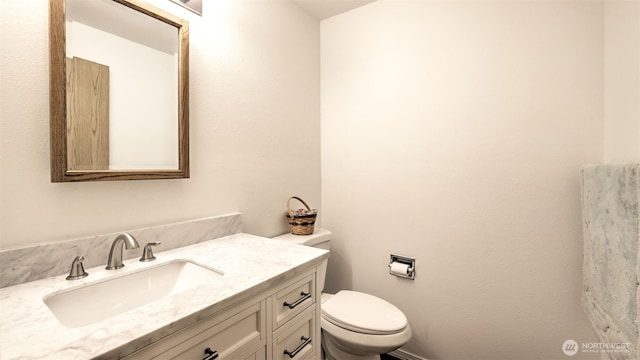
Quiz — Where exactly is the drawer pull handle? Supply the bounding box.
[283,292,311,309]
[202,347,218,360]
[283,336,311,358]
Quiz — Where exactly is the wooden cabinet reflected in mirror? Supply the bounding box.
[49,0,189,182]
[66,56,110,171]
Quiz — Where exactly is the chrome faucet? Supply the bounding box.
[66,255,89,280]
[106,233,140,270]
[140,242,162,262]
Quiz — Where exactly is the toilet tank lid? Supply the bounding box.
[273,228,332,247]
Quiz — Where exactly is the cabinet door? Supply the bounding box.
[272,307,316,360]
[244,347,266,360]
[272,273,315,330]
[124,299,265,360]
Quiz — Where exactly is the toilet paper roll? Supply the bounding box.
[389,262,410,276]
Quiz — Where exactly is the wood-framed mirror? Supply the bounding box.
[49,0,189,182]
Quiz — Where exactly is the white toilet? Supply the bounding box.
[274,228,412,360]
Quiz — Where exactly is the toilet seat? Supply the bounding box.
[321,290,408,335]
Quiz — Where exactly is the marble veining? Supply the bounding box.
[0,213,242,288]
[0,233,329,360]
[582,164,639,360]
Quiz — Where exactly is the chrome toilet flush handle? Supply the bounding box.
[66,256,89,280]
[140,242,161,262]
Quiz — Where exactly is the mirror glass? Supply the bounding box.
[49,0,189,181]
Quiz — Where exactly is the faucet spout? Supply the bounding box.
[106,233,140,270]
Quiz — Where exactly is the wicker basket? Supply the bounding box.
[286,196,317,235]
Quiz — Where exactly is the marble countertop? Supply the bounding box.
[0,233,329,360]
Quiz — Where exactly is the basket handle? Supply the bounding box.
[287,196,311,214]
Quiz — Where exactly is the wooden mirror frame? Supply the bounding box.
[49,0,189,182]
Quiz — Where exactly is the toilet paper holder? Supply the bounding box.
[388,254,415,280]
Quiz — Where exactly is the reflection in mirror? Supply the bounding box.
[66,0,179,170]
[66,56,110,170]
[49,0,189,181]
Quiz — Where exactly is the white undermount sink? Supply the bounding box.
[43,259,224,328]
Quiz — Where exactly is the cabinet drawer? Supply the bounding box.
[124,299,265,360]
[272,273,315,329]
[272,307,316,360]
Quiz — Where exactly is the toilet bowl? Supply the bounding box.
[274,229,411,360]
[321,292,412,360]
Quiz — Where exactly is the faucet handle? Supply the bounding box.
[140,242,161,262]
[66,256,89,280]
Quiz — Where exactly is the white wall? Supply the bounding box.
[603,0,640,163]
[321,1,605,359]
[0,0,320,248]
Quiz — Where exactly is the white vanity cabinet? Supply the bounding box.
[123,296,266,360]
[122,267,321,360]
[0,232,330,360]
[270,272,318,360]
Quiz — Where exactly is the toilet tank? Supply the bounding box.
[273,228,331,291]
